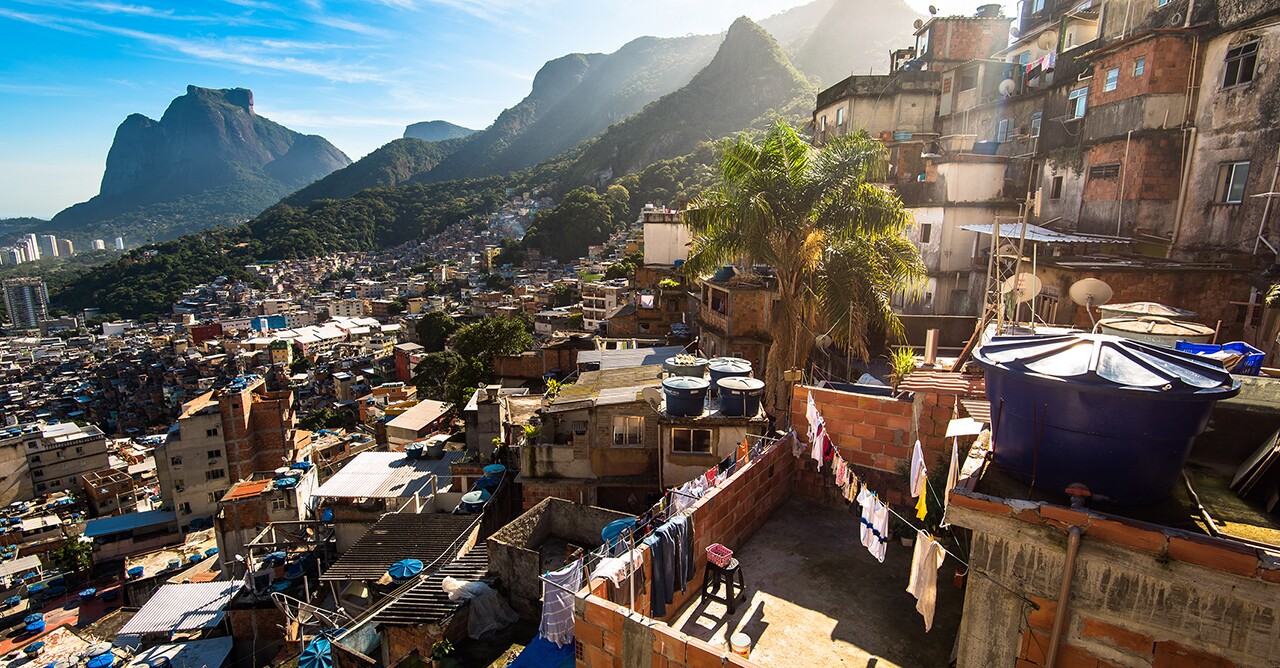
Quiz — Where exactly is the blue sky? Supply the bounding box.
[0,0,997,219]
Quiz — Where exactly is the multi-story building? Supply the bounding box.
[56,238,73,256]
[37,235,58,258]
[24,234,39,260]
[92,239,106,251]
[114,237,125,250]
[581,280,629,331]
[157,375,306,530]
[695,266,775,375]
[20,421,109,497]
[1,277,49,329]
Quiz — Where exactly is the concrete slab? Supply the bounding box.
[670,498,965,667]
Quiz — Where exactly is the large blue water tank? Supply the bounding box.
[663,377,709,417]
[974,333,1240,505]
[708,358,752,395]
[717,377,765,417]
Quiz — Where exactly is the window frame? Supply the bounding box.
[671,427,713,454]
[1222,41,1259,89]
[836,107,845,126]
[1103,67,1119,92]
[997,118,1011,143]
[1133,56,1146,77]
[1216,161,1251,204]
[1068,87,1088,119]
[1050,175,1065,200]
[1030,111,1043,137]
[611,415,644,446]
[919,223,933,244]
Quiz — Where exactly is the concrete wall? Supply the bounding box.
[643,222,691,267]
[160,410,230,527]
[947,490,1280,668]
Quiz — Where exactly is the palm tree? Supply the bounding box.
[684,121,925,414]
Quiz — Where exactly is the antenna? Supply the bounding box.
[1001,273,1042,304]
[1069,278,1113,330]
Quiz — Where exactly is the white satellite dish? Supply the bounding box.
[998,79,1017,97]
[641,387,663,412]
[815,333,833,350]
[1069,278,1113,307]
[1037,31,1056,50]
[1001,273,1042,303]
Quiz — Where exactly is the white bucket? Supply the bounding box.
[730,633,751,657]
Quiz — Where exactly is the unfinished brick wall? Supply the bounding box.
[948,491,1280,668]
[577,595,760,668]
[788,384,954,506]
[923,18,1011,67]
[1089,33,1194,107]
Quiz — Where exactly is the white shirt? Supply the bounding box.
[906,531,948,631]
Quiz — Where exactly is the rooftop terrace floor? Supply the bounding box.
[670,498,964,667]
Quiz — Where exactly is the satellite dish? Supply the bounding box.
[1010,26,1022,37]
[913,18,924,30]
[1069,278,1113,307]
[641,387,663,412]
[998,79,1017,97]
[1037,31,1056,50]
[815,333,833,350]
[1001,273,1042,303]
[929,4,938,15]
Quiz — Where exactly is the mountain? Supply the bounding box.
[789,0,921,86]
[282,136,469,207]
[561,16,813,185]
[48,86,350,242]
[424,35,720,183]
[404,121,476,142]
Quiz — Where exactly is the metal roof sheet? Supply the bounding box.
[313,451,463,499]
[575,346,685,370]
[958,223,1129,245]
[118,580,241,635]
[83,509,176,538]
[321,513,477,581]
[130,637,234,668]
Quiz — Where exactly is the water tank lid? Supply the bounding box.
[1097,316,1215,338]
[482,464,506,475]
[717,377,765,392]
[663,376,710,391]
[973,333,1240,395]
[461,489,491,504]
[1097,301,1197,319]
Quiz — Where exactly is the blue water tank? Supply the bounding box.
[404,442,425,460]
[974,333,1239,504]
[717,377,765,417]
[483,464,506,479]
[663,356,708,377]
[708,358,752,395]
[473,477,500,494]
[663,377,709,417]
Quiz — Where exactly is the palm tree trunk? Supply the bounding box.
[764,271,807,419]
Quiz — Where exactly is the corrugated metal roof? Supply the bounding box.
[313,451,463,499]
[385,400,451,432]
[83,509,176,538]
[118,581,241,635]
[321,513,477,581]
[959,223,1129,245]
[0,554,41,579]
[897,371,986,396]
[576,346,685,370]
[371,545,489,624]
[959,398,992,424]
[131,637,234,668]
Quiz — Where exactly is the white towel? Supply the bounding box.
[906,531,947,631]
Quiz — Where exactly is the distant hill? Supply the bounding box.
[562,17,813,185]
[48,86,350,242]
[424,34,721,183]
[404,121,476,142]
[282,137,469,207]
[789,0,922,86]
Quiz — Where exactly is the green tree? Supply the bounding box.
[415,311,459,353]
[684,122,925,413]
[523,186,616,262]
[451,314,535,363]
[413,350,463,400]
[289,344,311,375]
[549,283,575,307]
[54,537,93,574]
[606,184,631,225]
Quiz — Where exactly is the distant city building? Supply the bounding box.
[2,248,21,266]
[56,238,73,256]
[92,239,106,251]
[23,234,39,261]
[1,277,49,329]
[37,235,58,258]
[114,237,125,250]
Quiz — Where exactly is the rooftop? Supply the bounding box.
[312,450,463,499]
[83,509,176,538]
[118,580,242,635]
[131,637,234,668]
[384,399,451,432]
[550,365,663,408]
[321,512,478,582]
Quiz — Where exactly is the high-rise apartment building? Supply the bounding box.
[92,239,106,251]
[24,234,39,261]
[114,237,125,250]
[37,235,58,258]
[56,238,73,256]
[1,277,49,329]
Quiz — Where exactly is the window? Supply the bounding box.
[1051,176,1064,199]
[33,470,42,478]
[1031,0,1045,11]
[836,108,845,125]
[920,223,933,244]
[206,468,226,481]
[671,428,713,454]
[75,446,83,455]
[208,492,220,503]
[206,427,218,437]
[29,455,40,463]
[207,449,222,459]
[171,456,182,466]
[820,115,827,131]
[179,502,191,515]
[570,419,588,434]
[50,480,60,488]
[1030,112,1042,137]
[1103,67,1119,92]
[1089,163,1121,179]
[272,498,288,512]
[1068,87,1088,119]
[959,73,977,90]
[1133,57,1146,77]
[612,416,643,446]
[1216,161,1250,203]
[1223,41,1259,88]
[997,118,1011,142]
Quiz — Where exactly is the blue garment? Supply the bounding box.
[644,532,674,617]
[666,515,694,593]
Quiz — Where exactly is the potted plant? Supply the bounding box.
[891,515,916,547]
[430,639,454,667]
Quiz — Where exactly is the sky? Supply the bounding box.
[0,0,1004,219]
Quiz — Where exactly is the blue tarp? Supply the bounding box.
[83,510,176,538]
[507,638,575,668]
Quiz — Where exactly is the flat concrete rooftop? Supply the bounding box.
[670,498,964,667]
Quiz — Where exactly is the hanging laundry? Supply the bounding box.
[806,392,820,441]
[539,559,583,647]
[836,456,849,487]
[910,440,928,520]
[856,487,888,562]
[591,549,643,585]
[811,420,826,469]
[906,531,948,631]
[737,438,749,463]
[941,440,961,528]
[643,531,675,618]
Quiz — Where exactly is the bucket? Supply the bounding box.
[730,633,751,657]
